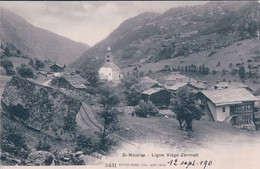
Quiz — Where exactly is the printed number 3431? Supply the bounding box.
[105,163,117,167]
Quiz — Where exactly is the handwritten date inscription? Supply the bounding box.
[168,159,213,169]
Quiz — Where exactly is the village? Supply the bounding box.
[2,46,259,130]
[1,1,260,166]
[1,44,260,165]
[57,47,260,130]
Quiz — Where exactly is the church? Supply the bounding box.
[98,46,123,83]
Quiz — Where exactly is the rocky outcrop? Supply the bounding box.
[25,151,56,166]
[54,149,84,165]
[1,76,82,141]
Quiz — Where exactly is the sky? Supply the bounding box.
[0,1,207,46]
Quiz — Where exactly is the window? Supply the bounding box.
[107,60,110,62]
[222,107,226,112]
[107,55,109,58]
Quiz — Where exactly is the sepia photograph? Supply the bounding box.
[0,1,260,168]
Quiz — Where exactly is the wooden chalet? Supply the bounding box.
[197,88,259,130]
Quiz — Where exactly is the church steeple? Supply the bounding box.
[105,46,113,63]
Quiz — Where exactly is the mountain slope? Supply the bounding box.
[0,8,90,65]
[71,1,259,70]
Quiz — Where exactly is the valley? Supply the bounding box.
[0,1,260,167]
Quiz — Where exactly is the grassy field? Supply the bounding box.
[116,115,260,150]
[103,115,260,169]
[122,38,260,91]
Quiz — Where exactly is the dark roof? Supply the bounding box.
[50,63,63,68]
[209,82,251,90]
[37,71,47,75]
[142,88,165,95]
[61,74,90,89]
[199,88,259,106]
[188,79,207,90]
[132,77,163,92]
[165,82,187,91]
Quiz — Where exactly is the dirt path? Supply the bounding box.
[41,79,52,86]
[76,103,138,147]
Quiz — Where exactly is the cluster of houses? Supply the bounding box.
[35,46,259,130]
[50,74,91,93]
[37,63,66,78]
[95,46,259,130]
[133,74,259,130]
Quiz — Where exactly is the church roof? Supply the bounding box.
[101,62,120,71]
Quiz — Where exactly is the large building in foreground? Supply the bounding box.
[98,46,123,83]
[197,88,259,130]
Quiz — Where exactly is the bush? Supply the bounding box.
[6,69,15,76]
[98,136,117,154]
[1,126,28,156]
[17,64,34,78]
[29,58,45,70]
[81,68,99,87]
[208,50,217,57]
[212,70,217,75]
[239,65,246,79]
[96,85,121,154]
[254,88,260,96]
[170,87,203,131]
[36,137,51,151]
[63,115,76,131]
[76,134,99,154]
[1,59,15,75]
[34,59,45,70]
[133,100,159,118]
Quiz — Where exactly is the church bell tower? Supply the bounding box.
[105,46,113,63]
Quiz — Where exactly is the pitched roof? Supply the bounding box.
[188,79,207,90]
[62,74,90,89]
[165,82,187,91]
[132,77,163,92]
[141,77,158,84]
[142,88,165,95]
[200,88,259,106]
[209,82,250,90]
[50,63,63,68]
[37,71,47,75]
[101,62,120,71]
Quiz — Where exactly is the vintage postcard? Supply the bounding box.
[0,1,260,169]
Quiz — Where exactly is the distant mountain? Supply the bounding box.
[0,8,89,65]
[70,1,259,70]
